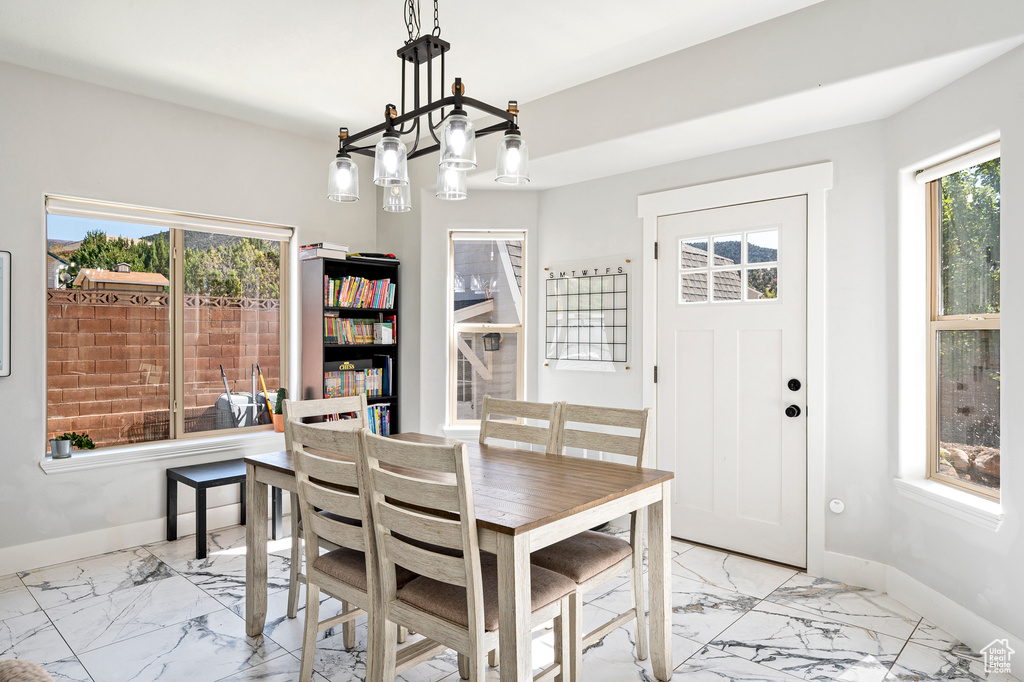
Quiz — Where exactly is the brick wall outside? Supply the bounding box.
[47,290,280,450]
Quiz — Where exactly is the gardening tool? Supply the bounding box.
[256,363,273,415]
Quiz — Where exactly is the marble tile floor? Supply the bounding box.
[0,522,1017,682]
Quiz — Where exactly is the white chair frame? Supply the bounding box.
[478,395,561,454]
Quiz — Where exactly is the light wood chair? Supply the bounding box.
[531,403,653,681]
[282,396,368,625]
[361,430,577,682]
[287,417,389,682]
[478,395,561,453]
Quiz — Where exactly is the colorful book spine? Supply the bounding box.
[323,276,395,309]
[324,317,378,344]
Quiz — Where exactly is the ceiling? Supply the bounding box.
[0,0,828,139]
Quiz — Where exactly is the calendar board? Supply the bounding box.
[545,261,628,362]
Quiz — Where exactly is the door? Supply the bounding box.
[657,196,807,567]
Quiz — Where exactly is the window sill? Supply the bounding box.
[893,477,1003,530]
[40,430,286,474]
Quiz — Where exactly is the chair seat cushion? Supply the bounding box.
[313,547,416,591]
[397,552,575,631]
[530,531,632,584]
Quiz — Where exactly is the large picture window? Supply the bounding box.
[923,146,1000,499]
[45,196,291,454]
[448,231,525,425]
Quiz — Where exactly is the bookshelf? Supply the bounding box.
[301,257,399,434]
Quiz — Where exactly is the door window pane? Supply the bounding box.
[680,238,709,268]
[46,216,171,450]
[183,232,281,434]
[453,239,523,324]
[713,234,741,266]
[713,270,743,302]
[679,272,707,303]
[747,267,778,300]
[747,230,779,263]
[939,158,1000,316]
[936,329,999,492]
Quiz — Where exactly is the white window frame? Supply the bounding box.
[919,144,1001,501]
[42,195,293,471]
[447,230,526,427]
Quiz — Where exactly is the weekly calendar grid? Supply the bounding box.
[545,272,628,362]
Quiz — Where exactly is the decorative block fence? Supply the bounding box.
[47,289,280,449]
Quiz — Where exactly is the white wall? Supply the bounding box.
[0,61,376,559]
[885,46,1024,639]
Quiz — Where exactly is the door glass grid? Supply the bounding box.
[677,228,779,304]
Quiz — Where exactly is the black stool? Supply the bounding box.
[166,458,283,559]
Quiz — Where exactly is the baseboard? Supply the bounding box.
[823,551,1022,655]
[0,502,288,575]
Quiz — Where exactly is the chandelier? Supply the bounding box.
[327,0,529,212]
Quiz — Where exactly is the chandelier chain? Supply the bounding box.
[404,0,420,44]
[432,0,440,36]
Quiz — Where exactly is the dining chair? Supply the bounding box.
[287,418,396,682]
[282,396,368,625]
[530,403,653,681]
[360,430,577,682]
[478,395,561,453]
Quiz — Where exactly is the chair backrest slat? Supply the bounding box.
[556,403,652,467]
[381,533,468,587]
[371,468,462,514]
[479,395,561,452]
[283,395,369,422]
[376,500,464,551]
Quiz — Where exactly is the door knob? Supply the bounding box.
[788,379,801,391]
[785,404,802,418]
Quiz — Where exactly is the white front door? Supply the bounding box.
[657,196,807,567]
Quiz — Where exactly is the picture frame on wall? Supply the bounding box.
[0,251,10,377]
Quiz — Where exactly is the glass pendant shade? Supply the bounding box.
[436,166,467,200]
[373,133,409,187]
[495,131,530,185]
[327,153,359,202]
[439,110,477,170]
[382,183,412,213]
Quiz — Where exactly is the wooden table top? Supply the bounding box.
[245,432,673,536]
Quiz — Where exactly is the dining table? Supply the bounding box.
[244,432,675,682]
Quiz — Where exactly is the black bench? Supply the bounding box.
[166,458,284,559]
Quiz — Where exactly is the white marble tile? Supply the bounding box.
[211,652,330,682]
[909,619,983,661]
[0,611,73,665]
[228,585,350,652]
[577,622,703,680]
[183,553,293,609]
[766,573,922,640]
[48,575,223,654]
[674,645,803,681]
[884,641,1018,682]
[667,575,761,645]
[711,601,906,682]
[43,656,94,682]
[583,572,641,614]
[145,524,292,574]
[76,608,285,682]
[0,573,40,621]
[19,549,174,611]
[672,547,798,599]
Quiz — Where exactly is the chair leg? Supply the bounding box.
[299,583,320,682]
[488,648,498,667]
[468,649,487,681]
[369,612,397,682]
[287,494,302,619]
[568,591,584,682]
[341,601,356,650]
[631,555,648,661]
[398,625,408,644]
[555,596,571,682]
[458,653,470,680]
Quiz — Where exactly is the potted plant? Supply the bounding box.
[49,431,95,459]
[272,388,287,432]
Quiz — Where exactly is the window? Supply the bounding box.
[923,146,1000,498]
[677,230,779,304]
[449,231,525,425]
[45,196,291,454]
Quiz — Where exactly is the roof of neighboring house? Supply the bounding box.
[73,268,169,287]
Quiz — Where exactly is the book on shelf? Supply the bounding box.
[323,316,378,344]
[302,241,349,252]
[346,252,399,264]
[301,247,350,261]
[323,355,393,400]
[327,403,391,436]
[323,275,396,309]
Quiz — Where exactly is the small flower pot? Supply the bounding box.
[50,439,72,459]
[272,413,284,433]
